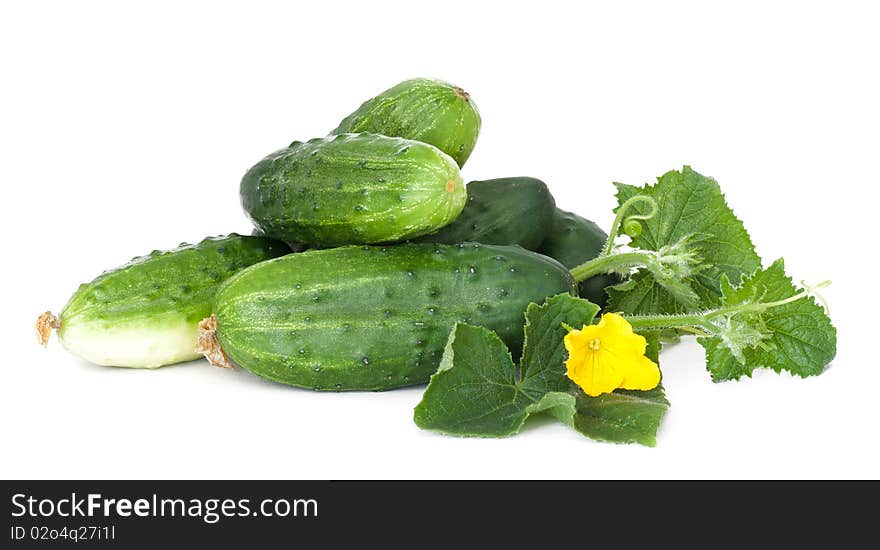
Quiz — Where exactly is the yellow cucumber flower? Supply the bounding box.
[563,313,660,397]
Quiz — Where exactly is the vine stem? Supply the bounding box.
[624,281,831,333]
[569,251,653,283]
[625,313,716,332]
[601,195,658,256]
[709,281,831,317]
[35,311,61,347]
[567,194,660,283]
[196,315,233,369]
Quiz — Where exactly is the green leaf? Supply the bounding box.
[414,294,598,437]
[569,386,670,447]
[608,166,761,315]
[699,259,837,381]
[414,294,670,446]
[519,294,601,398]
[413,323,528,437]
[566,331,669,447]
[525,392,577,426]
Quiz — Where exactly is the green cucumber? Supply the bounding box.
[333,78,481,167]
[36,235,289,368]
[413,177,556,250]
[538,209,619,307]
[251,227,306,252]
[200,243,574,390]
[241,133,466,246]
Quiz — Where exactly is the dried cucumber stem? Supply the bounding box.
[196,315,233,369]
[35,311,60,347]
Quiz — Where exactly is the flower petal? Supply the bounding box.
[566,348,624,397]
[619,354,661,391]
[600,314,647,354]
[599,312,632,334]
[564,314,659,397]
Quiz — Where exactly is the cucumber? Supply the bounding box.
[241,133,466,246]
[538,209,619,307]
[200,243,574,390]
[333,78,481,167]
[251,226,306,252]
[36,235,289,368]
[412,177,556,250]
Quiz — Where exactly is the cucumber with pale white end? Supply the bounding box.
[36,235,289,368]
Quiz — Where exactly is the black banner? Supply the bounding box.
[1,480,872,546]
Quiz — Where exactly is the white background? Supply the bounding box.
[1,1,876,479]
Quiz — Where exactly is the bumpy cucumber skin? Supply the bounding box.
[58,235,289,368]
[413,177,556,250]
[251,226,306,252]
[241,133,466,247]
[538,209,619,308]
[214,243,575,391]
[333,78,481,167]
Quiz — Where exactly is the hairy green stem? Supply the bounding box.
[569,194,662,283]
[602,195,658,256]
[569,251,653,283]
[625,281,830,334]
[571,195,657,283]
[625,313,716,332]
[710,281,831,317]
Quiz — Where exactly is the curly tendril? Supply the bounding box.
[602,195,659,256]
[802,280,832,315]
[623,219,643,238]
